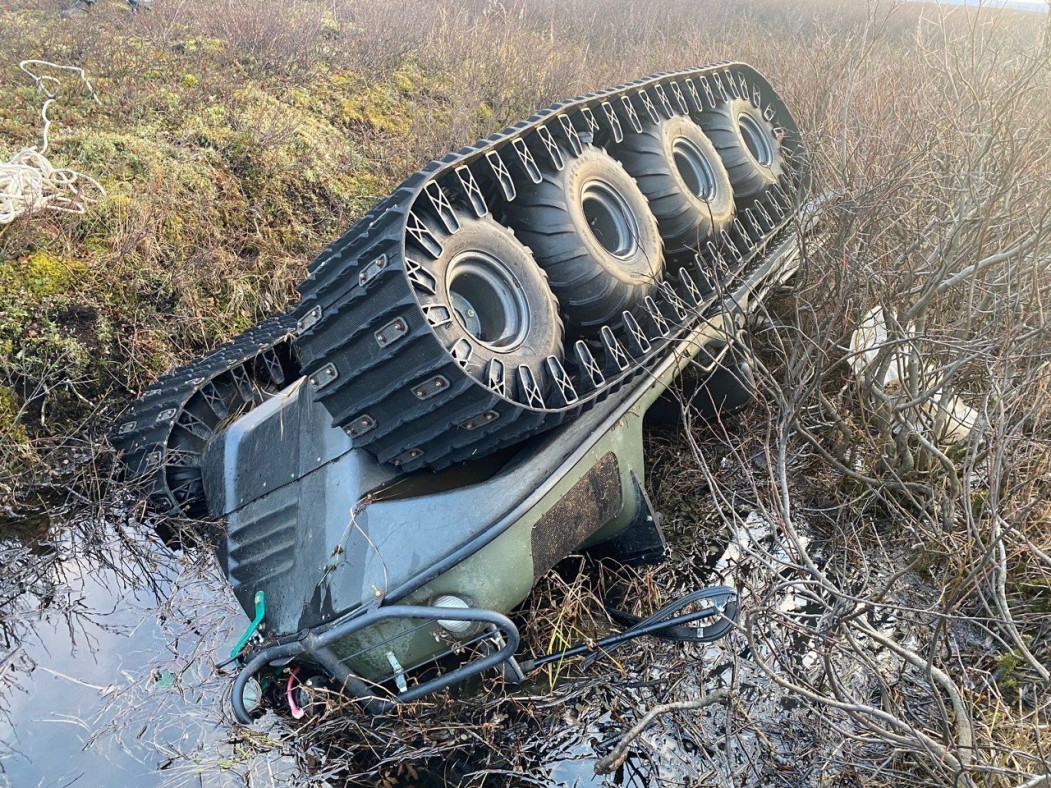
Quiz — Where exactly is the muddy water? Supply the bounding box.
[1,500,717,785]
[0,508,643,785]
[3,570,182,785]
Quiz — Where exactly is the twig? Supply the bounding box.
[593,688,731,775]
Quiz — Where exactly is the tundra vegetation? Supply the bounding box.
[1,0,1049,785]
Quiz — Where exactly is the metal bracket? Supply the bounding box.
[375,317,409,348]
[459,410,499,431]
[345,414,376,438]
[391,447,423,466]
[588,471,667,567]
[413,375,449,400]
[358,254,388,286]
[309,363,338,390]
[385,652,408,693]
[296,305,322,334]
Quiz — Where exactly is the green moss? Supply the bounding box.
[70,130,241,253]
[0,252,86,298]
[174,37,226,55]
[200,37,227,54]
[393,66,416,95]
[970,489,988,520]
[0,387,28,448]
[0,13,459,476]
[994,651,1021,692]
[320,16,340,39]
[912,539,951,577]
[328,74,416,133]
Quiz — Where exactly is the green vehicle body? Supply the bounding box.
[108,61,813,721]
[209,229,801,707]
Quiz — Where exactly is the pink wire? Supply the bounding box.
[286,667,305,719]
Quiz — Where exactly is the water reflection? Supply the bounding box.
[0,432,841,786]
[0,495,296,785]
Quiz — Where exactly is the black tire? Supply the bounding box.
[610,115,734,260]
[408,213,563,399]
[501,146,663,336]
[700,98,785,205]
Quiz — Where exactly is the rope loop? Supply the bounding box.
[1,60,105,226]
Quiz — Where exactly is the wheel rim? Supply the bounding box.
[581,179,641,260]
[737,113,775,167]
[672,136,718,202]
[446,251,530,352]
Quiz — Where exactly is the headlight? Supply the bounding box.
[432,594,473,636]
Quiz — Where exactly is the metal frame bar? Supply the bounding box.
[231,605,519,724]
[379,223,809,607]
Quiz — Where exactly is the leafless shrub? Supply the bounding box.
[677,7,1051,782]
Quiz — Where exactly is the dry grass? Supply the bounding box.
[1,0,1050,784]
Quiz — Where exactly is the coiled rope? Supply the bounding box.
[0,60,105,226]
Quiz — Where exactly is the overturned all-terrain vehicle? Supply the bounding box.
[111,63,813,722]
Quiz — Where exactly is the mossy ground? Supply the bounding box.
[0,0,871,490]
[0,6,461,491]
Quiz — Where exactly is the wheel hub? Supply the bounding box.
[672,136,718,202]
[446,251,530,352]
[581,179,641,260]
[737,113,775,167]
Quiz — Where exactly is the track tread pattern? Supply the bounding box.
[700,97,787,204]
[609,115,735,257]
[110,312,301,514]
[293,64,807,473]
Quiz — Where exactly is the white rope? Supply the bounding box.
[0,60,105,226]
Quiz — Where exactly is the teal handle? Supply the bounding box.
[230,590,265,659]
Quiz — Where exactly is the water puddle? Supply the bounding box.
[0,499,297,785]
[0,492,831,786]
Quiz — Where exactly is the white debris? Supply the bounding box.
[847,306,979,446]
[1,61,105,226]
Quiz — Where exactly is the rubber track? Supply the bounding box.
[293,63,807,472]
[110,312,300,515]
